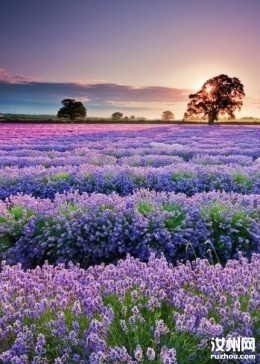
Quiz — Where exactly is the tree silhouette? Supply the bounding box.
[161,110,174,121]
[184,74,245,124]
[57,99,87,122]
[111,112,123,119]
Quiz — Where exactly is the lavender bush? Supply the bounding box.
[0,254,259,363]
[0,190,259,269]
[0,163,260,199]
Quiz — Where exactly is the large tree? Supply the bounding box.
[111,112,123,119]
[184,74,245,124]
[161,110,174,121]
[57,99,87,121]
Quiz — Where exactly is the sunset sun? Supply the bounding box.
[205,85,213,93]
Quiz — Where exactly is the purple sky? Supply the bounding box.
[1,0,260,119]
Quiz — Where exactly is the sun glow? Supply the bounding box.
[205,85,212,93]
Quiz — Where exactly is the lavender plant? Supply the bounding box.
[0,254,259,363]
[1,164,260,199]
[0,190,259,269]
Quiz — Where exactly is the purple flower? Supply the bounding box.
[134,345,143,362]
[146,347,156,361]
[160,347,178,364]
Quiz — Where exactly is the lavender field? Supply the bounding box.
[0,123,259,363]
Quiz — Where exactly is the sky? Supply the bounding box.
[1,0,260,119]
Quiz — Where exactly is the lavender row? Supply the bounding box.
[1,163,260,200]
[0,147,258,169]
[0,152,117,168]
[0,254,259,363]
[1,124,260,155]
[1,125,260,163]
[1,190,259,269]
[0,153,185,169]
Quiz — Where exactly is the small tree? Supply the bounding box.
[161,110,174,121]
[111,112,123,120]
[184,74,245,124]
[57,99,87,122]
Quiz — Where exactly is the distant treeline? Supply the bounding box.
[1,114,260,125]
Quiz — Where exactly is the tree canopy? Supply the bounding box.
[111,112,123,119]
[161,110,174,121]
[184,74,245,124]
[57,99,87,121]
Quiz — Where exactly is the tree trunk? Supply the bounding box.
[208,113,216,124]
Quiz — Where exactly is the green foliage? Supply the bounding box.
[232,173,253,190]
[8,206,34,221]
[103,288,210,364]
[162,203,185,230]
[50,172,71,182]
[57,98,87,121]
[1,303,91,361]
[137,201,153,215]
[133,175,146,184]
[98,204,115,214]
[59,202,78,218]
[0,206,34,253]
[41,162,50,168]
[42,176,48,185]
[171,171,193,182]
[201,201,253,257]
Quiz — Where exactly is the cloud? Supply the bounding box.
[68,78,107,85]
[0,79,191,117]
[85,83,190,103]
[0,68,12,82]
[0,79,191,104]
[77,97,90,102]
[0,66,192,114]
[0,68,40,83]
[105,100,187,111]
[244,95,260,107]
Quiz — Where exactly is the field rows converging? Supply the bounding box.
[0,124,259,363]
